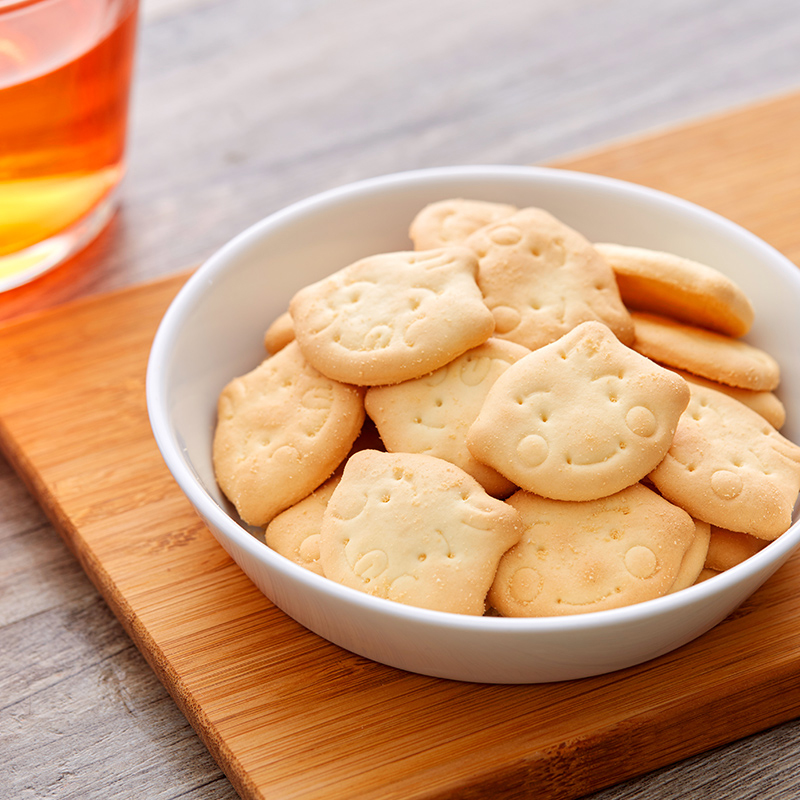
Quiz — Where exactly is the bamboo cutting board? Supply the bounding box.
[3,91,800,800]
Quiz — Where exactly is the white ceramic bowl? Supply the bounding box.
[146,165,800,684]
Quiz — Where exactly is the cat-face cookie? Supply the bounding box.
[465,207,634,350]
[488,484,696,616]
[649,383,800,539]
[290,247,495,386]
[212,341,365,527]
[319,450,523,615]
[665,367,785,430]
[365,338,530,496]
[467,321,690,501]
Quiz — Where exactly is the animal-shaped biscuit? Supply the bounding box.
[595,243,755,337]
[467,321,690,501]
[319,450,523,615]
[488,484,696,616]
[289,247,495,386]
[409,198,517,250]
[666,367,785,430]
[263,416,387,572]
[465,207,634,350]
[649,383,800,539]
[212,342,365,527]
[264,476,340,576]
[631,312,780,391]
[365,338,530,496]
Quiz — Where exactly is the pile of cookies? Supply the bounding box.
[212,198,800,617]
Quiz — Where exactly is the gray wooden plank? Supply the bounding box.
[0,456,238,799]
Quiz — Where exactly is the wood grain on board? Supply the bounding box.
[2,91,800,800]
[556,91,800,267]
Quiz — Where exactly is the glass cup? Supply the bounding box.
[0,0,139,292]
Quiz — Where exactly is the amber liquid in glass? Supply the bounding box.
[0,0,138,286]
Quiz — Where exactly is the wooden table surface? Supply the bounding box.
[3,1,800,798]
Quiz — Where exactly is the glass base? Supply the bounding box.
[0,190,118,293]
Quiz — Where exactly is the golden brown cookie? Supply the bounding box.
[704,526,769,572]
[694,568,719,584]
[263,415,387,573]
[665,366,786,429]
[631,312,780,391]
[264,476,341,575]
[596,242,755,337]
[465,207,634,350]
[669,518,712,593]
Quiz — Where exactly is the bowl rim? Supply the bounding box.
[146,163,800,635]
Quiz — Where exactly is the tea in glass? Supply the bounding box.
[0,0,139,291]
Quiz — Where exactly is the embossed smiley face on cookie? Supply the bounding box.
[489,484,696,616]
[467,321,691,501]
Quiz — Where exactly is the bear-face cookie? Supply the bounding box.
[289,247,495,386]
[365,338,530,497]
[649,383,800,540]
[212,341,365,527]
[467,321,690,501]
[488,484,696,616]
[319,450,523,615]
[465,207,634,350]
